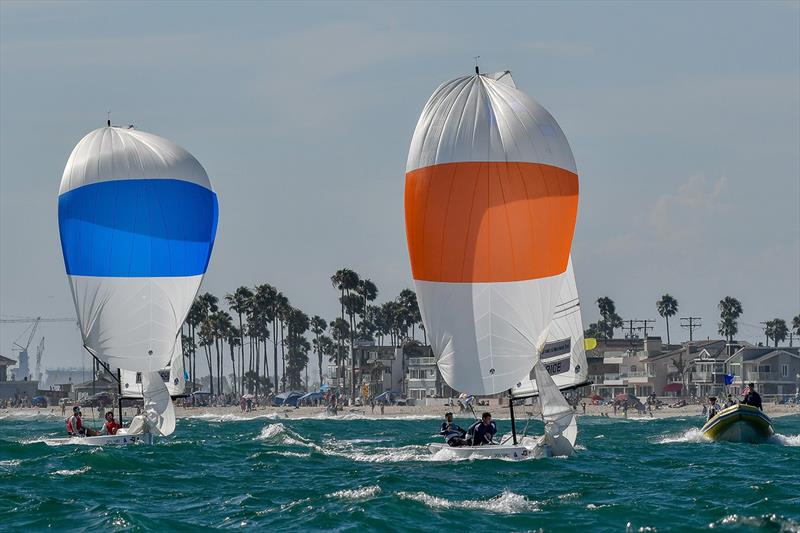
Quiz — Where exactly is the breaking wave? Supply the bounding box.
[770,433,800,446]
[185,412,283,422]
[708,513,799,530]
[396,489,540,514]
[53,466,91,476]
[329,485,382,500]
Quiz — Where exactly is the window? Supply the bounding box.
[782,364,789,377]
[757,365,771,373]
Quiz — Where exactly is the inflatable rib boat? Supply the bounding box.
[701,404,774,443]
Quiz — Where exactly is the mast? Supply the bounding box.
[117,368,123,424]
[508,389,518,445]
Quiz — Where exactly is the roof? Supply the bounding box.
[726,347,800,364]
[0,354,16,365]
[642,339,729,362]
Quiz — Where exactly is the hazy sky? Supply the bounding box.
[1,1,798,380]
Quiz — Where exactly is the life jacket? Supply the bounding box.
[104,420,121,435]
[66,415,82,435]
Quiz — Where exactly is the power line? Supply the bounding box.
[680,317,702,342]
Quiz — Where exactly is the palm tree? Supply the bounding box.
[397,289,421,341]
[225,287,253,397]
[596,297,622,339]
[765,318,788,347]
[310,316,328,386]
[331,268,360,396]
[718,296,743,355]
[285,307,310,390]
[656,294,679,345]
[254,284,279,393]
[226,325,241,395]
[275,294,291,391]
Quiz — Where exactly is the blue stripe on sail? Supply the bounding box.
[58,178,218,277]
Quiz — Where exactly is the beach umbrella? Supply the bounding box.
[588,394,603,401]
[405,69,579,395]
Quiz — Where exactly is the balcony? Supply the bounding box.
[692,372,712,382]
[408,357,435,367]
[746,372,792,383]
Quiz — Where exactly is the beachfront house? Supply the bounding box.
[642,339,732,397]
[725,347,800,397]
[403,343,455,401]
[351,341,404,399]
[587,337,664,398]
[0,354,13,382]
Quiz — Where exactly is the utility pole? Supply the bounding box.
[680,317,702,342]
[637,319,656,338]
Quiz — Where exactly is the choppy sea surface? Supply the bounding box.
[1,410,798,532]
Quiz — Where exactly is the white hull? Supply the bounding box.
[427,442,542,460]
[46,433,154,446]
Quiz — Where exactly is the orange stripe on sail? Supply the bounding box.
[404,161,578,283]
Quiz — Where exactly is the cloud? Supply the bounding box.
[649,174,730,242]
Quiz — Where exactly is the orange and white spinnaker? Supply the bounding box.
[405,70,579,395]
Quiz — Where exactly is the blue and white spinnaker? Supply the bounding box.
[58,125,218,435]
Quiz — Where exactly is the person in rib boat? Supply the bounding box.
[706,397,720,421]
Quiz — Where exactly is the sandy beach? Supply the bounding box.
[6,401,799,422]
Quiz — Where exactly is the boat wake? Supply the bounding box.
[52,466,91,476]
[396,489,540,514]
[255,423,528,463]
[656,428,799,446]
[770,433,800,446]
[655,428,709,444]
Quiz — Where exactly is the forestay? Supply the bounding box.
[405,70,580,395]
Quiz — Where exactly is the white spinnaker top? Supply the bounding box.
[60,127,212,195]
[406,71,576,175]
[405,70,579,394]
[511,257,588,397]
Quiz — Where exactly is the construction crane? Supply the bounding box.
[1,316,76,381]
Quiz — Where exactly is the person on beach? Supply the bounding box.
[723,395,736,408]
[440,412,467,447]
[741,383,763,411]
[466,412,497,446]
[706,397,720,421]
[100,411,121,435]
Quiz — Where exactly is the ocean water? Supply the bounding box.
[1,410,798,532]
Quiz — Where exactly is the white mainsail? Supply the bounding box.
[511,256,588,397]
[532,361,577,457]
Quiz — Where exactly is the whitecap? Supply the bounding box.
[708,513,799,530]
[185,412,282,422]
[53,466,91,476]
[330,485,382,500]
[770,433,800,446]
[396,489,539,514]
